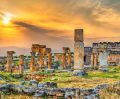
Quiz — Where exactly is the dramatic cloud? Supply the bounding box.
[14,21,65,34]
[0,0,120,55]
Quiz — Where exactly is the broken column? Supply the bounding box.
[30,44,39,72]
[6,51,15,72]
[67,48,71,68]
[30,52,36,72]
[19,55,24,73]
[39,45,46,68]
[62,47,72,69]
[43,48,47,67]
[46,48,52,69]
[91,53,98,69]
[32,44,40,66]
[73,29,85,76]
[62,47,66,69]
[99,50,109,71]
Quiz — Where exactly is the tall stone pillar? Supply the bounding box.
[30,52,36,72]
[6,51,15,72]
[46,48,52,69]
[19,55,24,73]
[73,29,85,76]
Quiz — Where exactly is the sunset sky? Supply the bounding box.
[0,0,120,54]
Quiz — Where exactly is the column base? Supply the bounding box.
[73,69,87,76]
[99,66,108,72]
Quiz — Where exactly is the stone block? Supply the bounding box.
[74,29,83,42]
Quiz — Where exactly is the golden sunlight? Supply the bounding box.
[2,13,12,25]
[3,16,10,25]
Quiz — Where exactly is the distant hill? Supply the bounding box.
[0,46,30,56]
[0,46,73,56]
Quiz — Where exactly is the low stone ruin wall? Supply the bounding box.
[0,81,119,99]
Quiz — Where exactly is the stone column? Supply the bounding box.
[46,48,52,69]
[91,53,94,68]
[43,48,47,67]
[99,50,109,71]
[39,45,46,68]
[19,55,24,73]
[6,51,15,72]
[32,44,40,66]
[91,53,98,69]
[62,48,66,69]
[39,49,43,68]
[67,48,71,68]
[30,52,36,72]
[73,29,85,76]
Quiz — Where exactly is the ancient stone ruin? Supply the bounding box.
[3,29,120,74]
[19,55,24,73]
[62,47,71,69]
[73,29,85,76]
[46,48,52,69]
[90,42,120,71]
[6,51,15,72]
[30,44,47,71]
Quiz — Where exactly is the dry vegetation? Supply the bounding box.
[57,77,118,89]
[99,84,120,99]
[0,66,119,99]
[0,94,33,99]
[41,66,120,89]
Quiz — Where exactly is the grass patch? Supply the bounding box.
[40,66,120,88]
[84,66,120,79]
[0,71,23,82]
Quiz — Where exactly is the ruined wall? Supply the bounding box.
[92,42,120,67]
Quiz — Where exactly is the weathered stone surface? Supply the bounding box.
[38,84,44,89]
[46,48,52,69]
[99,51,109,71]
[19,55,24,73]
[30,52,36,72]
[62,53,66,69]
[29,80,38,87]
[22,87,36,94]
[74,29,85,76]
[34,90,47,97]
[73,70,86,76]
[74,29,84,42]
[65,89,75,99]
[44,69,55,73]
[61,47,72,69]
[0,81,119,98]
[6,51,15,72]
[74,42,84,73]
[44,82,57,88]
[92,42,120,67]
[91,53,99,69]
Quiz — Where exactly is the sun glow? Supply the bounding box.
[3,16,11,25]
[2,13,12,25]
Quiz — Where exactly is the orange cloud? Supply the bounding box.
[0,0,120,55]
